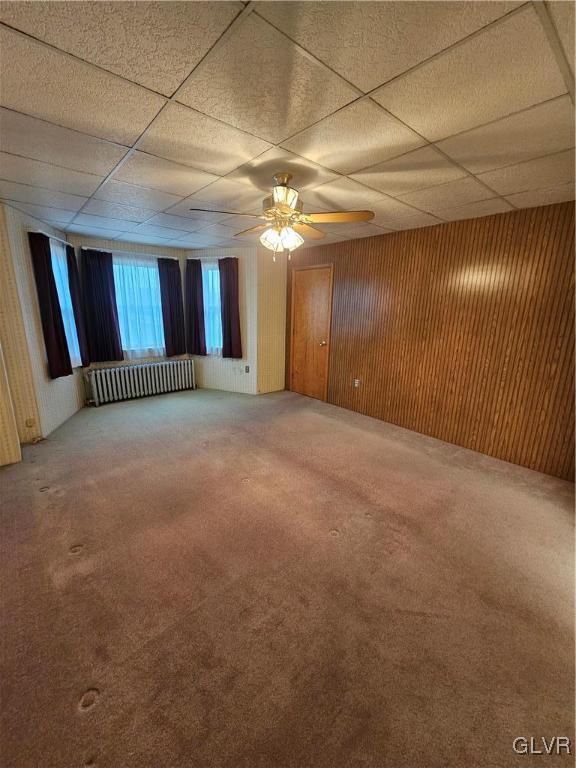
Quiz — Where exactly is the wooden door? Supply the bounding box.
[290,265,333,400]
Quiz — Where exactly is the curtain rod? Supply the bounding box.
[28,230,73,247]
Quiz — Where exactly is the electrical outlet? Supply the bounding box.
[245,365,250,373]
[353,379,361,388]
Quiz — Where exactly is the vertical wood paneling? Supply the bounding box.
[286,202,574,480]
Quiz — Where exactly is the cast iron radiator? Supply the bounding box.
[87,359,195,406]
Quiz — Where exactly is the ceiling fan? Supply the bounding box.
[189,172,375,257]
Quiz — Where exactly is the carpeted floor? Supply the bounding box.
[0,389,573,768]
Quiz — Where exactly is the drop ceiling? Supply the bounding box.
[0,0,573,250]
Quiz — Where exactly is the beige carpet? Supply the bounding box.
[1,389,573,767]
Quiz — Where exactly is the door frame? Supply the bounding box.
[289,263,334,402]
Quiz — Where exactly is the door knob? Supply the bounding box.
[319,340,327,346]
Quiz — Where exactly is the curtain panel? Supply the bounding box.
[202,262,223,355]
[82,249,123,363]
[157,258,186,357]
[28,232,72,379]
[185,259,206,356]
[112,255,164,359]
[218,257,242,359]
[50,241,82,368]
[66,245,90,367]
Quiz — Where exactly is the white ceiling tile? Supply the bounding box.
[211,240,242,249]
[350,146,467,197]
[316,221,387,237]
[372,7,567,141]
[477,149,575,195]
[437,96,575,174]
[113,152,218,197]
[547,0,575,74]
[299,176,425,228]
[299,176,386,211]
[130,223,190,240]
[188,178,265,213]
[174,14,359,143]
[0,1,243,95]
[226,146,340,191]
[437,197,514,222]
[65,224,124,239]
[82,198,156,222]
[138,102,271,175]
[0,108,128,175]
[145,213,208,232]
[257,1,520,91]
[0,27,165,145]
[73,213,140,231]
[281,99,425,174]
[194,223,245,239]
[170,234,227,248]
[505,182,575,209]
[0,180,87,210]
[115,233,176,245]
[162,199,238,223]
[386,214,444,231]
[0,152,103,196]
[94,179,182,211]
[1,201,77,225]
[398,177,493,213]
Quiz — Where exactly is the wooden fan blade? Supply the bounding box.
[188,208,264,219]
[234,224,269,237]
[305,210,374,223]
[293,222,326,239]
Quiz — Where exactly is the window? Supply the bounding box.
[50,240,82,368]
[112,255,165,359]
[202,262,223,355]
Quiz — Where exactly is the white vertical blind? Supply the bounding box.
[202,262,223,355]
[112,255,165,359]
[50,241,82,368]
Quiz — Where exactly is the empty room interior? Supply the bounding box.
[0,1,575,766]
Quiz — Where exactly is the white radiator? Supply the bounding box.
[87,359,195,406]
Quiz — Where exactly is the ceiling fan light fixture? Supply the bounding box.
[279,226,304,251]
[273,184,299,210]
[260,227,284,252]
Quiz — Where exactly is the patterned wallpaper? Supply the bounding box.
[2,203,85,438]
[0,203,41,442]
[257,250,286,394]
[186,247,259,395]
[0,341,21,465]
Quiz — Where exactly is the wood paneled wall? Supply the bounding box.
[286,202,574,480]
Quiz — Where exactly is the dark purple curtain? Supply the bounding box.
[66,245,90,367]
[81,249,123,363]
[218,257,242,359]
[185,259,206,356]
[28,232,72,379]
[158,258,185,357]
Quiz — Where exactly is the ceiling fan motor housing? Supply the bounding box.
[262,194,303,218]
